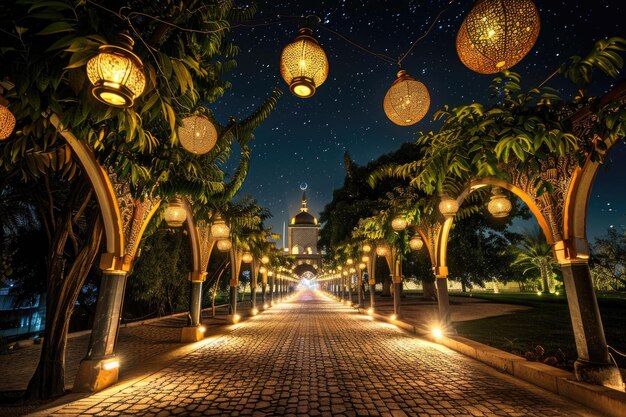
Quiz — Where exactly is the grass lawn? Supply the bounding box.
[452,292,626,369]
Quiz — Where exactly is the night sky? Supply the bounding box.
[214,0,626,245]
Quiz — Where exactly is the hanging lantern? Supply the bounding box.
[346,258,354,265]
[217,239,232,252]
[178,115,218,155]
[456,0,540,74]
[0,101,15,140]
[362,243,371,253]
[210,215,230,239]
[242,252,253,263]
[280,27,329,98]
[164,198,187,227]
[259,266,267,274]
[86,34,146,107]
[487,187,512,218]
[361,255,370,263]
[391,215,408,231]
[439,195,459,218]
[261,255,270,264]
[349,267,356,273]
[383,70,430,126]
[375,246,389,257]
[409,235,424,251]
[358,262,366,270]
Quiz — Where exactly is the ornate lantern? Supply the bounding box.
[487,187,512,218]
[361,255,370,263]
[456,0,540,74]
[0,100,15,140]
[346,258,354,265]
[178,115,218,155]
[358,262,366,270]
[349,267,356,274]
[375,246,389,257]
[409,235,424,251]
[261,255,270,265]
[217,239,232,252]
[280,27,329,98]
[391,215,408,231]
[242,252,253,263]
[383,70,430,126]
[210,215,230,239]
[362,243,371,253]
[439,195,459,218]
[86,34,146,107]
[259,266,267,274]
[164,198,186,227]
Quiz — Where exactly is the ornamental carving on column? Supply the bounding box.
[417,218,443,264]
[196,221,215,272]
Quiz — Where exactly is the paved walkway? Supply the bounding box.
[31,291,599,417]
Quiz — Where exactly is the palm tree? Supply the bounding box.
[511,228,558,293]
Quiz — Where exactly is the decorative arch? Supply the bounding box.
[294,263,317,277]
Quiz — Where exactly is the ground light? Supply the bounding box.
[537,291,542,296]
[198,325,206,333]
[367,308,374,315]
[263,303,269,309]
[252,308,259,315]
[432,327,443,339]
[233,314,241,324]
[390,314,397,321]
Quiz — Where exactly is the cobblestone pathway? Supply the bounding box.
[32,291,600,417]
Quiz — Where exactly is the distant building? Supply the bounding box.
[288,191,321,277]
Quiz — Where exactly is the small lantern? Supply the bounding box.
[349,267,356,273]
[217,239,232,252]
[391,215,408,231]
[375,246,388,257]
[268,271,274,277]
[409,235,424,251]
[261,255,270,264]
[178,115,218,155]
[361,255,370,263]
[0,98,15,140]
[362,243,371,253]
[210,215,230,239]
[280,27,329,98]
[86,34,146,107]
[259,266,267,274]
[456,0,540,74]
[346,258,354,265]
[242,252,253,263]
[439,195,459,218]
[487,187,512,218]
[164,198,186,227]
[343,271,348,276]
[383,70,430,126]
[358,262,366,270]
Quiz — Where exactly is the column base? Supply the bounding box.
[226,314,241,324]
[73,358,119,393]
[180,326,205,343]
[574,359,625,392]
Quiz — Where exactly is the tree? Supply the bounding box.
[0,0,280,400]
[590,228,626,290]
[511,228,560,293]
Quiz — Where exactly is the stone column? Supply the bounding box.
[74,270,127,392]
[269,273,275,306]
[341,275,346,302]
[180,271,207,342]
[347,274,353,306]
[435,266,451,327]
[369,273,376,310]
[227,250,239,323]
[392,255,402,317]
[261,270,268,308]
[561,260,624,391]
[357,269,364,307]
[250,265,257,313]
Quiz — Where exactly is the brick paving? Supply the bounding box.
[30,290,599,417]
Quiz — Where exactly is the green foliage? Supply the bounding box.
[511,228,560,292]
[590,227,626,291]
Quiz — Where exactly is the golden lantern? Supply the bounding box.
[164,198,187,227]
[361,255,370,263]
[242,252,253,263]
[0,100,15,140]
[487,187,512,218]
[346,258,354,265]
[358,262,366,270]
[456,0,540,74]
[261,255,270,265]
[86,34,146,107]
[349,267,356,273]
[409,235,424,251]
[439,195,459,218]
[259,266,267,274]
[362,243,371,253]
[280,27,329,98]
[210,215,230,240]
[383,70,430,126]
[375,246,388,257]
[268,271,274,277]
[178,115,218,155]
[391,215,408,232]
[217,239,232,252]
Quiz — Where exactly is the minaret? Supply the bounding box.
[300,190,308,212]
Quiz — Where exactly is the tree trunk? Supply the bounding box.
[25,178,103,400]
[423,280,437,301]
[381,276,391,296]
[541,262,551,293]
[461,280,467,293]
